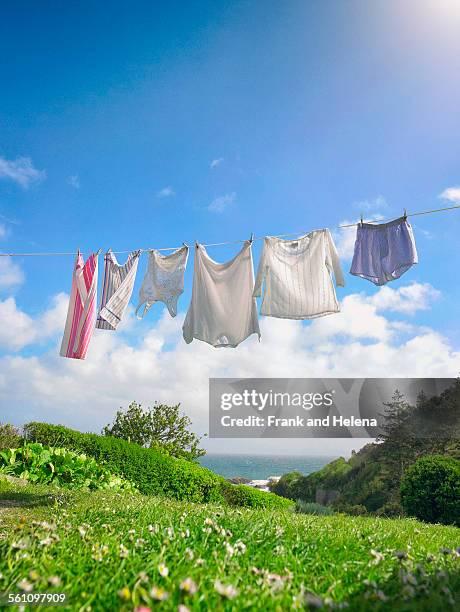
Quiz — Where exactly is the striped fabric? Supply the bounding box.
[97,249,140,330]
[60,251,99,360]
[253,229,345,319]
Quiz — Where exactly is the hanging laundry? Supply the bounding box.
[183,240,260,347]
[60,250,99,360]
[253,229,345,319]
[136,245,189,318]
[350,216,418,285]
[97,249,141,330]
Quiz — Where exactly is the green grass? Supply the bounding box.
[0,478,459,611]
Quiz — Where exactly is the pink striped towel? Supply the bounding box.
[60,250,99,359]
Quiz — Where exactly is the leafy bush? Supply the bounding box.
[220,481,294,509]
[375,501,404,518]
[0,423,21,450]
[295,500,334,515]
[400,455,460,526]
[102,401,205,461]
[0,443,136,492]
[24,422,223,503]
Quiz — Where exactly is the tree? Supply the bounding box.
[377,390,416,486]
[102,401,206,461]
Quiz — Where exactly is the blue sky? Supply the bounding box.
[1,1,460,454]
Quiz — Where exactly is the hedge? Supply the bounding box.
[24,422,223,504]
[24,422,292,510]
[220,480,294,509]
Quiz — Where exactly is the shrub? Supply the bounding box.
[24,422,223,503]
[219,481,294,509]
[102,401,205,461]
[295,500,334,515]
[375,501,404,518]
[400,455,460,526]
[0,443,136,492]
[0,423,21,450]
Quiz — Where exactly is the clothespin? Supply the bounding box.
[403,208,407,219]
[249,232,254,243]
[96,248,102,257]
[183,242,189,248]
[360,213,364,226]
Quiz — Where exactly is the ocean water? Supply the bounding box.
[199,454,335,480]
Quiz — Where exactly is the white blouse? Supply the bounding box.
[253,229,345,319]
[183,240,260,348]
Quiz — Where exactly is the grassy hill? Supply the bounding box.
[1,478,459,611]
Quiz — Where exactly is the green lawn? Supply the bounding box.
[0,478,459,611]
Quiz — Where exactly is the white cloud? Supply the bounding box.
[0,223,7,239]
[0,155,46,188]
[439,186,460,202]
[67,175,80,189]
[157,186,175,198]
[210,158,224,169]
[353,195,388,212]
[333,214,385,261]
[207,192,235,213]
[0,293,67,351]
[0,257,25,290]
[0,282,457,456]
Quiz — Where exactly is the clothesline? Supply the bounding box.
[1,202,459,257]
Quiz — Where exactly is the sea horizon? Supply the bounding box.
[199,453,337,481]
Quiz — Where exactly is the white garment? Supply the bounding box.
[136,245,189,318]
[253,229,345,319]
[183,240,260,348]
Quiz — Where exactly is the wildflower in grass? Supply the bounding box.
[48,576,61,587]
[134,607,151,612]
[394,550,408,560]
[204,518,214,526]
[203,527,212,535]
[39,537,53,547]
[178,605,190,612]
[224,542,235,557]
[17,579,33,592]
[158,563,169,578]
[149,586,169,601]
[370,549,384,564]
[137,572,149,583]
[148,524,158,534]
[78,526,87,538]
[275,526,284,538]
[234,540,246,554]
[180,578,197,595]
[304,592,324,608]
[195,558,204,567]
[119,544,129,558]
[214,580,238,599]
[135,538,146,548]
[11,539,29,550]
[251,567,261,575]
[185,547,194,560]
[440,547,452,555]
[181,529,190,538]
[118,586,131,601]
[28,570,39,581]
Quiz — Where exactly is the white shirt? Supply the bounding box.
[183,241,260,348]
[253,229,345,319]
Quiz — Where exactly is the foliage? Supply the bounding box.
[0,443,136,492]
[294,500,334,515]
[220,481,294,509]
[400,455,460,526]
[102,401,205,461]
[0,480,459,611]
[24,422,223,503]
[0,422,21,450]
[273,380,460,517]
